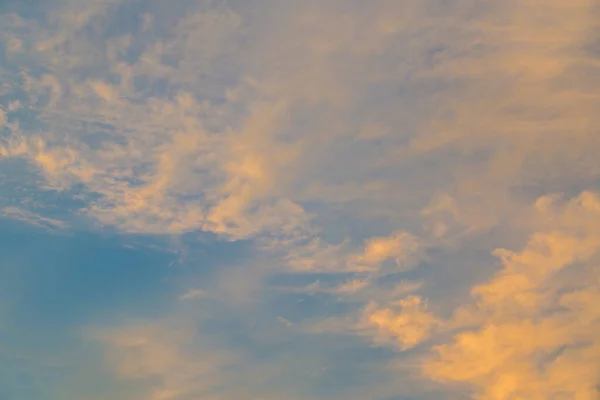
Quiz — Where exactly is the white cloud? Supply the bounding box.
[178,289,207,301]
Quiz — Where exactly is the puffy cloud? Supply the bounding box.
[365,295,440,350]
[350,231,420,272]
[421,192,600,399]
[351,192,600,398]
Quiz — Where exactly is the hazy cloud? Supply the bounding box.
[1,0,599,398]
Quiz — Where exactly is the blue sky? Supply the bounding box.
[1,0,600,399]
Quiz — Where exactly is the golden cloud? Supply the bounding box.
[422,192,600,399]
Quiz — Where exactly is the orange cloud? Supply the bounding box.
[365,295,440,350]
[422,192,600,399]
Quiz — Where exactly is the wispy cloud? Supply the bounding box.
[1,0,600,398]
[178,289,207,301]
[0,206,68,231]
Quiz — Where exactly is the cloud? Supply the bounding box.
[1,0,600,399]
[3,1,284,238]
[283,231,421,275]
[178,289,207,301]
[364,296,440,351]
[419,192,600,399]
[347,192,600,398]
[0,0,466,244]
[4,0,595,258]
[279,278,370,297]
[89,321,239,400]
[350,231,421,272]
[87,315,322,400]
[408,0,600,220]
[330,279,369,295]
[0,207,68,231]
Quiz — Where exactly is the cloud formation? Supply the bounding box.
[423,195,600,399]
[365,295,440,351]
[366,193,600,399]
[1,0,600,399]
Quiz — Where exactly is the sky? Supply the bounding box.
[0,0,599,399]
